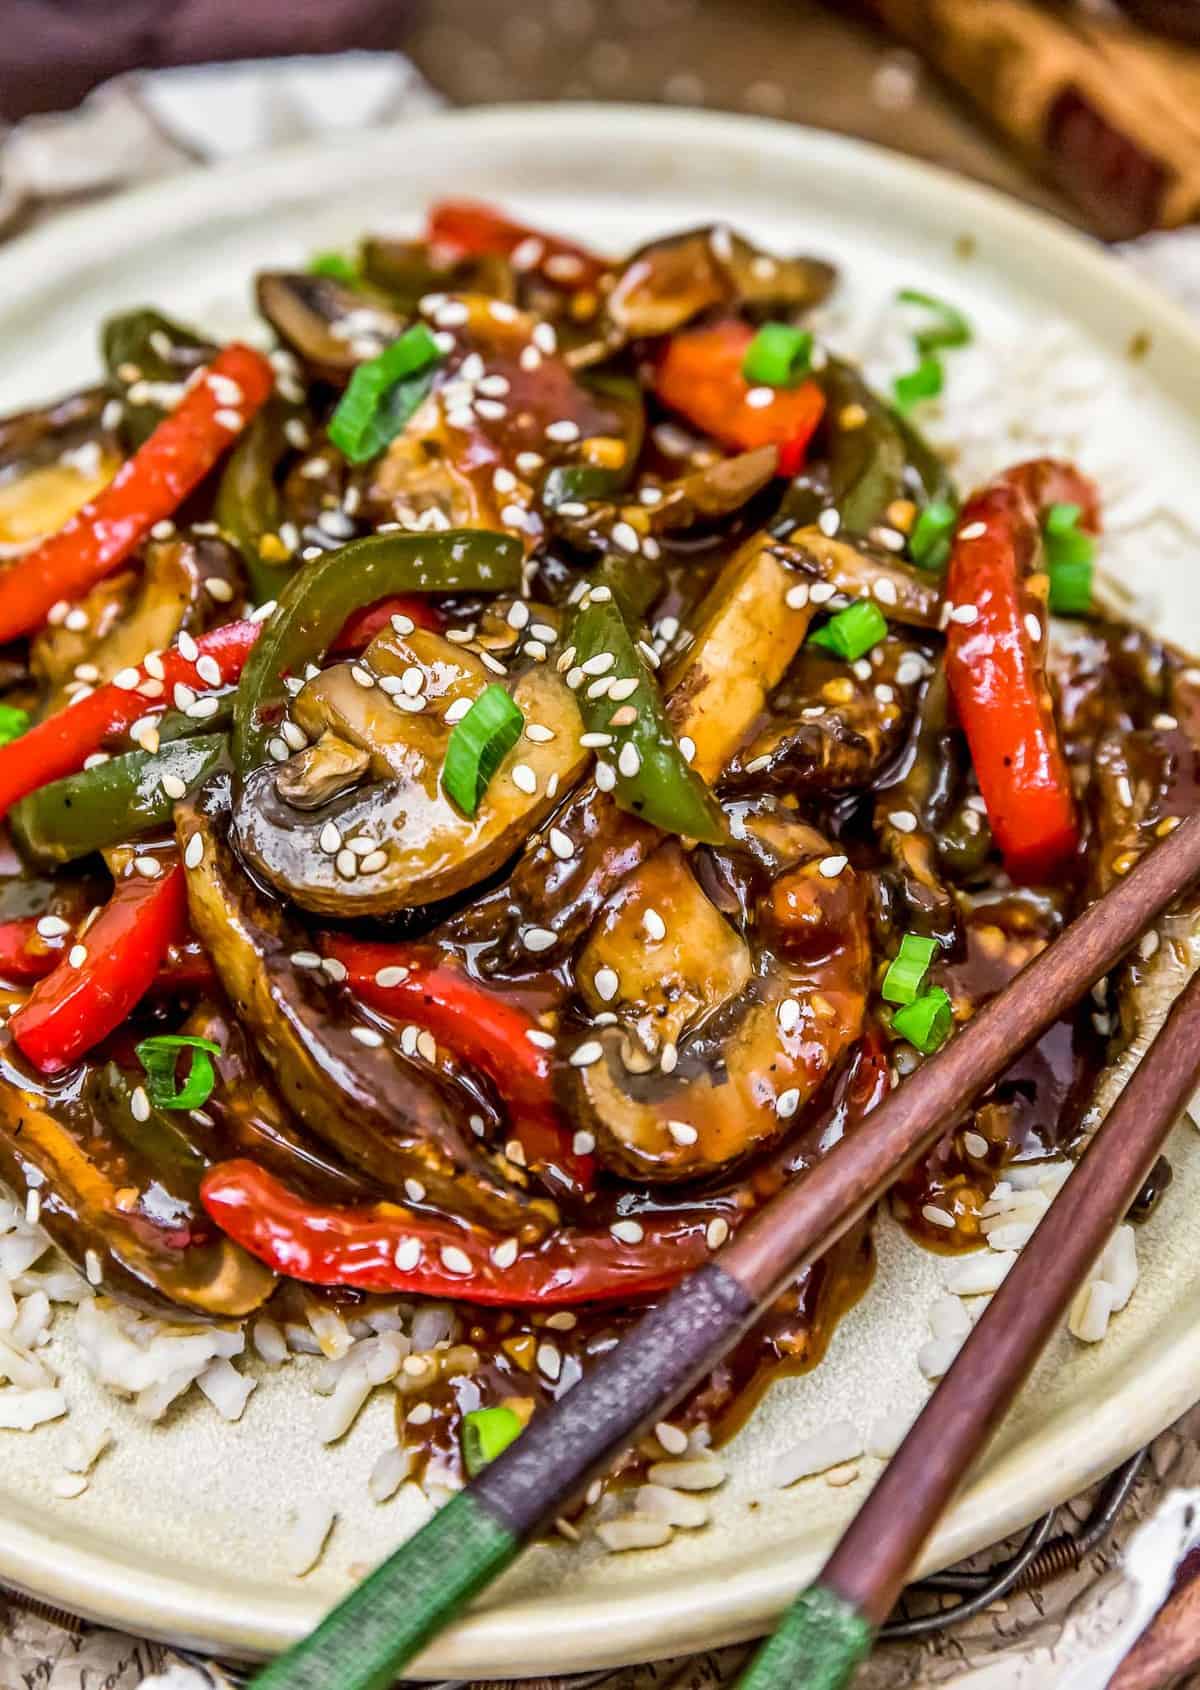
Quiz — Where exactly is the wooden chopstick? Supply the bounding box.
[737,949,1200,1690]
[248,808,1200,1690]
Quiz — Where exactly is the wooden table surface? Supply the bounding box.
[404,0,1080,224]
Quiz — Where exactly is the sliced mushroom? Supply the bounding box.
[255,272,404,382]
[551,446,778,558]
[179,781,546,1237]
[563,814,869,1182]
[31,532,244,711]
[723,634,922,795]
[777,526,944,629]
[0,388,121,552]
[365,295,640,542]
[584,226,835,356]
[0,1048,275,1318]
[233,625,589,916]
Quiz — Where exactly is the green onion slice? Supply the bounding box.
[882,933,939,1006]
[908,499,957,572]
[742,322,815,388]
[0,704,30,746]
[896,289,972,355]
[892,987,953,1054]
[309,250,359,283]
[1048,559,1093,616]
[892,356,943,413]
[808,600,888,663]
[462,1405,524,1477]
[135,1034,221,1110]
[328,323,444,465]
[442,685,525,817]
[1042,502,1096,568]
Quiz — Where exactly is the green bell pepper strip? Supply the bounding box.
[542,373,644,512]
[215,404,291,603]
[566,593,726,844]
[9,734,226,867]
[233,529,524,773]
[101,308,216,450]
[93,1061,209,1190]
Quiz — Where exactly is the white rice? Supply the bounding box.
[285,1498,337,1576]
[634,1483,710,1528]
[766,1420,862,1490]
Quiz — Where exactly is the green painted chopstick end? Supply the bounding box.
[736,1583,873,1690]
[248,1488,519,1690]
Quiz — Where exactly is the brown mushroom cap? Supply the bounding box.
[233,626,590,916]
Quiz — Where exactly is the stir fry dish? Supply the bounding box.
[0,199,1190,1479]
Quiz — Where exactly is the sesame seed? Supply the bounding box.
[922,1203,956,1229]
[36,915,70,939]
[745,386,774,409]
[184,833,204,869]
[609,705,637,727]
[68,944,87,968]
[130,1085,151,1122]
[545,419,580,443]
[612,521,640,553]
[440,1245,472,1275]
[611,1219,644,1244]
[618,743,641,778]
[64,609,89,633]
[586,676,613,700]
[818,855,848,877]
[250,599,277,623]
[268,737,289,763]
[480,651,508,675]
[572,1132,596,1158]
[874,683,895,703]
[665,1120,698,1148]
[950,604,979,626]
[443,696,473,725]
[336,849,358,879]
[873,576,898,606]
[113,668,140,691]
[360,850,389,875]
[476,398,508,422]
[537,1341,562,1381]
[526,1028,556,1050]
[571,1041,604,1067]
[350,1025,383,1049]
[778,999,801,1033]
[134,856,161,878]
[660,1042,678,1074]
[643,908,666,941]
[85,1249,103,1286]
[549,828,575,860]
[196,655,222,687]
[492,1238,519,1269]
[205,577,235,603]
[608,676,639,702]
[1154,713,1179,730]
[595,762,616,791]
[706,1217,730,1250]
[512,764,538,795]
[1140,930,1160,960]
[522,926,557,953]
[817,508,841,537]
[963,1131,989,1160]
[319,822,342,855]
[594,966,619,1002]
[786,583,810,610]
[959,521,987,541]
[581,651,616,677]
[280,721,307,752]
[291,951,321,969]
[533,322,558,354]
[888,810,918,833]
[809,581,836,605]
[526,722,555,743]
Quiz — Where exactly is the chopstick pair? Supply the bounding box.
[248,808,1200,1690]
[738,943,1200,1688]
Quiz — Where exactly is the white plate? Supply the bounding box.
[2,105,1200,1680]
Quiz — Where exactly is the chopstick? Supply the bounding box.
[737,953,1200,1690]
[248,808,1200,1690]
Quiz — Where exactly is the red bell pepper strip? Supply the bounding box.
[0,345,274,645]
[0,918,214,990]
[0,619,261,820]
[328,594,441,655]
[322,937,594,1194]
[202,1157,713,1306]
[426,199,607,290]
[944,458,1097,882]
[654,319,825,472]
[11,862,188,1075]
[202,1033,891,1306]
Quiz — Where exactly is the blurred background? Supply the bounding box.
[5,0,1200,245]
